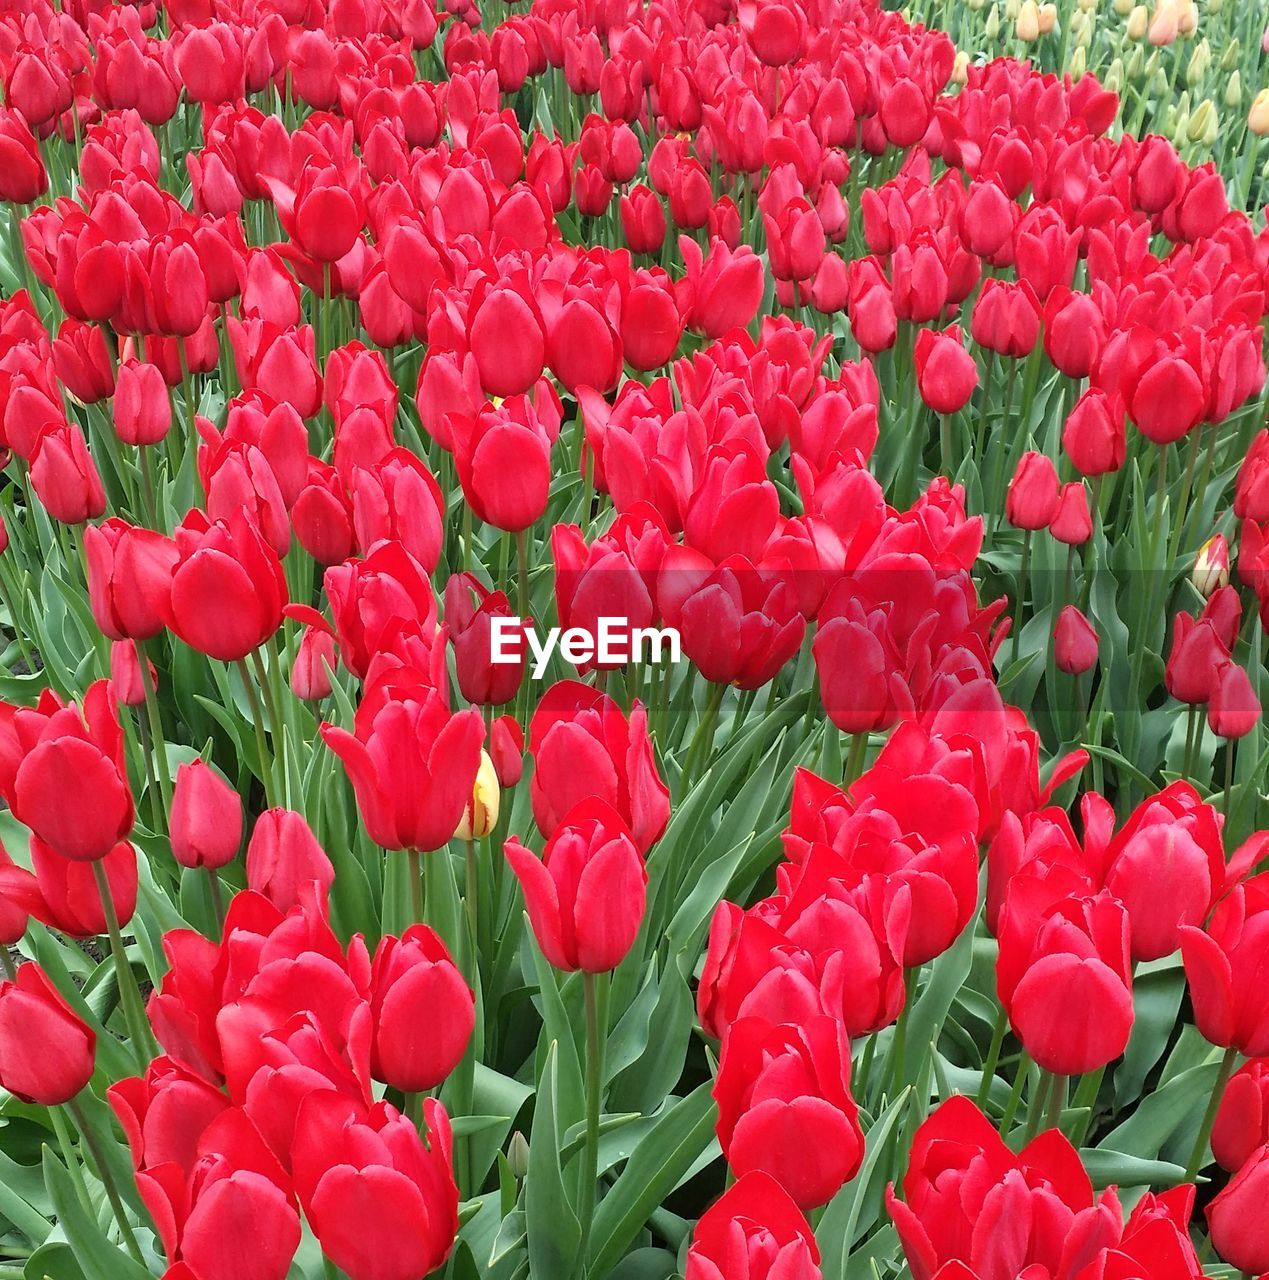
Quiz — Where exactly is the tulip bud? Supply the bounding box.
[986,7,1000,38]
[1126,46,1146,80]
[1006,452,1061,529]
[1038,3,1057,33]
[1078,0,1097,10]
[1186,38,1210,83]
[1193,535,1230,597]
[1207,1146,1269,1274]
[170,760,242,870]
[114,360,172,447]
[1250,89,1269,136]
[1221,37,1242,70]
[1054,605,1099,674]
[1209,662,1261,739]
[1050,482,1093,545]
[1177,0,1196,35]
[1113,0,1132,13]
[952,51,970,84]
[454,751,500,841]
[1187,99,1217,145]
[490,715,524,788]
[1226,72,1243,108]
[1016,0,1041,40]
[1148,0,1179,44]
[1071,45,1087,77]
[1006,0,1020,17]
[968,0,985,9]
[1106,58,1125,91]
[109,641,156,707]
[507,1132,531,1179]
[246,808,335,911]
[291,625,338,701]
[1127,6,1148,39]
[0,963,95,1105]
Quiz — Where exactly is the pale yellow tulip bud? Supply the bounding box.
[986,6,1001,39]
[1221,40,1241,73]
[1226,71,1243,109]
[1185,39,1210,85]
[454,750,500,840]
[1177,0,1197,37]
[1192,535,1230,598]
[1078,17,1094,47]
[1016,0,1041,40]
[1250,88,1269,137]
[952,50,971,84]
[1070,45,1087,78]
[1208,0,1221,13]
[1106,58,1125,92]
[1078,0,1097,11]
[1186,99,1216,145]
[1006,0,1021,20]
[1038,4,1057,33]
[968,0,986,9]
[507,1132,530,1179]
[1113,0,1133,15]
[1126,5,1148,41]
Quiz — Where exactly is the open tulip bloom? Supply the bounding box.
[2,0,1269,1278]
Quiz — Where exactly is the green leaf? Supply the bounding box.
[40,1150,151,1280]
[587,1082,717,1279]
[525,1044,581,1280]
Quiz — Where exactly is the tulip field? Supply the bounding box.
[5,0,1269,1277]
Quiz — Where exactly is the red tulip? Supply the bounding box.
[1005,451,1060,530]
[245,809,335,912]
[1213,1059,1269,1172]
[1049,482,1092,545]
[1063,388,1126,477]
[527,680,669,854]
[686,1172,822,1280]
[170,761,243,871]
[714,1016,863,1210]
[444,573,528,707]
[1054,605,1098,675]
[321,680,484,853]
[29,422,106,525]
[84,519,180,642]
[1206,1145,1269,1275]
[887,1096,1122,1280]
[0,962,95,1105]
[1209,661,1261,739]
[293,1093,457,1280]
[114,359,173,446]
[370,925,473,1092]
[914,325,978,415]
[997,883,1134,1074]
[505,799,647,973]
[1182,873,1269,1056]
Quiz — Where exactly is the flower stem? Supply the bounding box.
[576,970,608,1278]
[91,859,153,1070]
[408,848,424,928]
[1184,1046,1240,1181]
[65,1096,146,1264]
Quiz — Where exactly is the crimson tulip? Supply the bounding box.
[0,962,95,1105]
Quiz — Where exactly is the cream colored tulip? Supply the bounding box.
[1226,71,1243,109]
[1250,88,1269,137]
[1038,4,1057,34]
[1126,5,1148,41]
[1016,0,1041,40]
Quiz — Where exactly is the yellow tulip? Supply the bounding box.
[454,750,500,840]
[1250,88,1269,137]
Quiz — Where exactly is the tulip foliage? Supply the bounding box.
[2,0,1269,1279]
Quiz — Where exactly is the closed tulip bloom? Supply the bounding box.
[445,573,528,707]
[1165,612,1228,704]
[370,925,474,1092]
[1213,1059,1269,1172]
[451,393,558,533]
[1182,873,1269,1056]
[84,519,180,642]
[1209,661,1261,739]
[291,624,338,702]
[1043,288,1106,379]
[959,179,1017,259]
[1006,451,1060,529]
[680,237,765,338]
[245,808,335,912]
[1193,533,1231,596]
[505,799,647,973]
[914,325,978,415]
[321,683,484,853]
[620,185,666,255]
[29,422,107,525]
[0,109,47,204]
[714,1015,863,1210]
[293,1094,457,1280]
[164,512,287,663]
[686,1172,822,1280]
[1130,346,1206,445]
[490,714,524,787]
[1207,1146,1269,1275]
[1049,482,1092,545]
[1054,605,1098,674]
[170,761,242,870]
[114,358,172,446]
[0,962,95,1105]
[467,284,546,398]
[528,681,669,854]
[21,837,139,937]
[887,1096,1123,1280]
[5,680,133,862]
[997,884,1134,1075]
[1063,388,1127,476]
[109,641,156,708]
[1235,431,1269,520]
[970,279,1041,358]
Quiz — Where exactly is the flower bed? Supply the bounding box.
[0,0,1268,1278]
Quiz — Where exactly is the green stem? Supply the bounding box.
[1011,530,1032,666]
[889,967,918,1097]
[65,1097,146,1264]
[1184,1046,1240,1181]
[408,848,424,929]
[236,657,277,806]
[842,732,869,789]
[205,866,225,934]
[576,971,608,1277]
[977,1007,1008,1109]
[91,860,153,1070]
[48,1107,94,1217]
[464,838,479,981]
[139,640,173,824]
